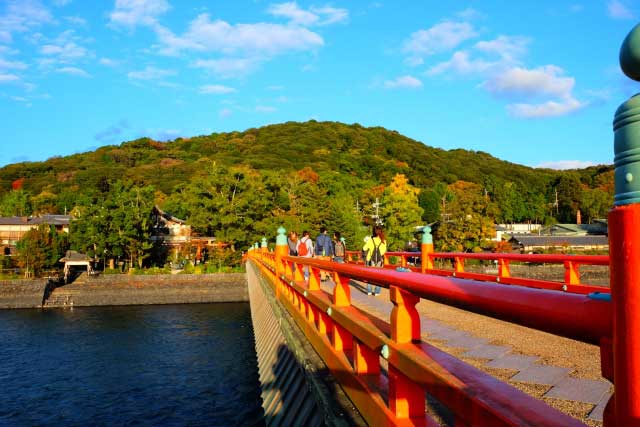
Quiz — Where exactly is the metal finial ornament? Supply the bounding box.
[614,24,640,205]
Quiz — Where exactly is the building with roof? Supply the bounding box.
[0,215,72,256]
[509,235,609,253]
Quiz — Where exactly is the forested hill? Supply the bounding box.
[0,121,613,244]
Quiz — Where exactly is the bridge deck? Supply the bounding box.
[320,279,610,426]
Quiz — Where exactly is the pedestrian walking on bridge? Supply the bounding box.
[363,225,387,295]
[315,227,334,281]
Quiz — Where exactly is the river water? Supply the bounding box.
[0,303,265,427]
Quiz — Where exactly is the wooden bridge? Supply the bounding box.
[243,24,640,427]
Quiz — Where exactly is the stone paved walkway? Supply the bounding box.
[320,279,612,424]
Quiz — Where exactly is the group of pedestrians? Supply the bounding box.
[286,225,387,296]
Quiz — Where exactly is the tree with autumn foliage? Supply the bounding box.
[434,181,495,252]
[379,174,423,250]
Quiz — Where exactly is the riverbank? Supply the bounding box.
[0,274,248,309]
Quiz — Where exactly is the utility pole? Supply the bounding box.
[371,198,384,226]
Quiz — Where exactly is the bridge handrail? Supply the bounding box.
[248,249,596,426]
[345,250,610,295]
[283,255,609,345]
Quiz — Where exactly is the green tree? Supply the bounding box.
[0,189,32,216]
[16,224,69,276]
[380,174,424,250]
[70,181,155,268]
[580,187,612,223]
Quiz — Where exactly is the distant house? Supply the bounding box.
[497,223,542,235]
[0,214,72,256]
[509,235,609,253]
[151,206,191,249]
[508,219,608,253]
[543,220,608,236]
[150,206,219,262]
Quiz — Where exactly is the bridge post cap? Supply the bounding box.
[421,225,433,245]
[276,226,287,246]
[620,24,640,81]
[261,237,268,247]
[614,24,640,206]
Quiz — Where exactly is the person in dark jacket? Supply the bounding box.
[315,227,334,281]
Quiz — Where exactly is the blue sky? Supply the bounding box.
[0,0,638,169]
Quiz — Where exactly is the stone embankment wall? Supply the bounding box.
[0,274,248,309]
[0,279,49,309]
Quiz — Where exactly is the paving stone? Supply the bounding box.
[462,344,510,360]
[588,391,613,422]
[544,378,611,404]
[511,365,571,386]
[441,335,487,349]
[485,354,539,371]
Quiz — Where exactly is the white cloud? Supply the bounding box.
[268,2,318,26]
[256,105,277,112]
[37,30,92,70]
[64,16,87,26]
[56,66,90,77]
[0,58,27,70]
[427,51,495,76]
[0,0,53,40]
[99,58,119,67]
[53,0,72,6]
[484,65,574,99]
[0,73,20,82]
[536,160,598,170]
[0,30,11,43]
[310,6,348,26]
[427,36,527,76]
[128,66,175,80]
[219,108,232,118]
[474,35,530,61]
[199,84,236,94]
[192,57,260,78]
[267,2,348,26]
[608,0,635,19]
[109,0,169,28]
[483,65,586,118]
[41,41,87,60]
[403,21,477,57]
[157,14,324,56]
[383,75,423,89]
[404,56,423,67]
[507,97,585,118]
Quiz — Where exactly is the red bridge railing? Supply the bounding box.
[247,235,612,427]
[345,250,610,295]
[244,25,640,426]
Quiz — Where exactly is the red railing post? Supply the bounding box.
[498,257,511,280]
[274,227,288,297]
[390,285,421,343]
[564,261,580,287]
[454,256,464,275]
[388,285,425,424]
[608,24,640,427]
[421,225,434,273]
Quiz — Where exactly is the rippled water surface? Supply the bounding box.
[0,303,265,427]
